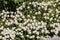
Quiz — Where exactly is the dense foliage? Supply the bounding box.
[0,0,60,40]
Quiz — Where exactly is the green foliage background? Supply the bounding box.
[0,0,59,40]
[0,0,56,12]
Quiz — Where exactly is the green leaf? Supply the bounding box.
[12,0,24,3]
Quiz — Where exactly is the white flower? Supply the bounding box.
[27,6,30,9]
[41,29,44,33]
[50,17,53,21]
[22,4,25,8]
[51,29,55,32]
[30,11,32,13]
[28,31,31,34]
[33,4,36,7]
[56,14,58,17]
[15,14,20,17]
[10,12,13,14]
[32,35,35,38]
[36,36,40,39]
[41,6,44,8]
[32,2,35,5]
[2,10,5,13]
[44,16,49,19]
[26,35,29,37]
[35,1,39,5]
[38,11,41,14]
[5,35,10,38]
[22,16,25,19]
[23,19,29,25]
[7,15,9,17]
[1,13,4,15]
[0,26,4,30]
[47,1,52,5]
[56,0,59,2]
[0,36,2,39]
[6,11,9,14]
[21,35,24,38]
[41,1,45,5]
[36,32,39,35]
[43,13,46,16]
[27,15,30,17]
[38,7,41,10]
[35,12,38,15]
[33,30,37,33]
[29,2,31,4]
[32,16,36,19]
[45,30,49,34]
[19,6,23,10]
[4,15,6,18]
[53,4,56,7]
[2,37,6,40]
[1,28,16,39]
[12,27,16,30]
[57,19,59,22]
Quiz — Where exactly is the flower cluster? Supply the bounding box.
[0,0,60,40]
[1,27,15,40]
